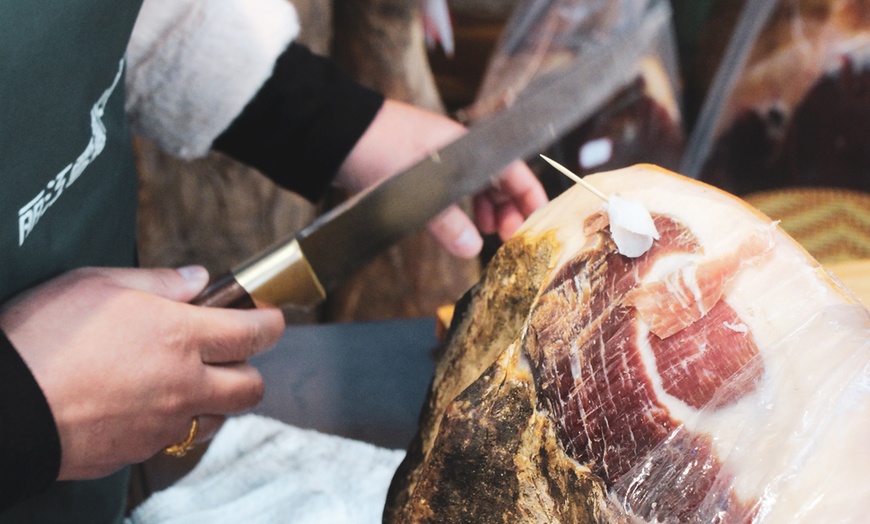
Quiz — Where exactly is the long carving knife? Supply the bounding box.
[191,3,668,309]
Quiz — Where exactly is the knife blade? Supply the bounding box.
[192,2,669,309]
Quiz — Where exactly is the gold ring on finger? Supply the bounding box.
[163,416,199,458]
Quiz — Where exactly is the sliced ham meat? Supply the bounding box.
[624,228,774,338]
[386,165,870,523]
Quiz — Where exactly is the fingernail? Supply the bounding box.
[454,228,482,258]
[176,265,209,287]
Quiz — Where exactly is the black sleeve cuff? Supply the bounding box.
[0,330,61,512]
[213,42,385,202]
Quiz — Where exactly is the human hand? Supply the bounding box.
[337,99,548,258]
[0,266,284,481]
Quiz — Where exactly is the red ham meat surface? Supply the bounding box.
[386,165,870,523]
[529,215,766,520]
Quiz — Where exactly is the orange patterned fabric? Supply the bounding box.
[745,188,870,264]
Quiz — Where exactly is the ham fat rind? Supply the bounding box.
[385,165,870,523]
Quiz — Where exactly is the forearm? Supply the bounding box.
[0,330,60,512]
[127,0,385,203]
[213,43,384,201]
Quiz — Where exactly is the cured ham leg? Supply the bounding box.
[386,165,870,523]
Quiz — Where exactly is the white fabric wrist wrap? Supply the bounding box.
[125,0,300,159]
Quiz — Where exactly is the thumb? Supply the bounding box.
[104,265,211,303]
[173,265,211,302]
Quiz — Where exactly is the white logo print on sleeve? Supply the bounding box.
[18,58,125,246]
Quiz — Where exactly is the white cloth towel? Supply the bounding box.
[126,415,406,524]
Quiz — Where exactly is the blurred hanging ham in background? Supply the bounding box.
[692,0,870,195]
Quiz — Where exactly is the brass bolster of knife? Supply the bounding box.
[191,238,326,309]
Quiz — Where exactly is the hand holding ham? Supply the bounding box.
[337,99,549,258]
[0,266,284,481]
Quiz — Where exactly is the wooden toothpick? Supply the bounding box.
[539,154,609,202]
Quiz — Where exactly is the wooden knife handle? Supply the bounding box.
[190,273,256,309]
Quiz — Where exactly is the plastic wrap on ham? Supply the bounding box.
[385,164,870,523]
